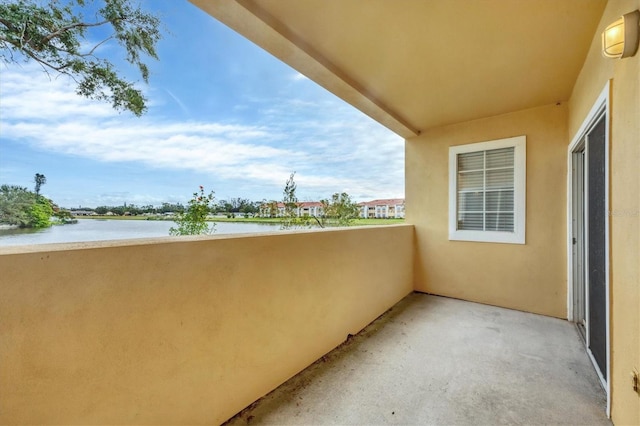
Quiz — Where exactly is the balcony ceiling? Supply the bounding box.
[191,0,607,138]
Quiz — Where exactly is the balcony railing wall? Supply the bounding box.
[0,225,413,425]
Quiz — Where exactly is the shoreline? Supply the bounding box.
[73,216,405,226]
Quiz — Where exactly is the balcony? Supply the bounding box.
[226,293,609,425]
[0,225,412,424]
[0,224,608,424]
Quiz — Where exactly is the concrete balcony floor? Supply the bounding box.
[226,293,609,425]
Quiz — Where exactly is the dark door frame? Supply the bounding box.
[567,81,610,417]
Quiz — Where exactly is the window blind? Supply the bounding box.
[457,147,514,232]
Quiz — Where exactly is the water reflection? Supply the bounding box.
[0,219,281,247]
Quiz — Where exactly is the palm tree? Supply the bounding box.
[34,173,46,196]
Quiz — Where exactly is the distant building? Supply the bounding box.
[70,210,96,216]
[358,199,405,219]
[297,201,324,217]
[259,201,324,218]
[259,199,405,219]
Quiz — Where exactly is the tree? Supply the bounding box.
[0,184,53,227]
[277,173,359,228]
[0,185,32,226]
[28,196,54,227]
[239,200,258,216]
[281,172,310,229]
[34,173,46,195]
[160,202,184,214]
[261,200,279,218]
[169,186,215,236]
[109,205,125,216]
[319,192,360,227]
[140,204,156,214]
[0,0,161,115]
[216,199,233,214]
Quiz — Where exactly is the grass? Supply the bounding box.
[208,216,284,224]
[77,215,405,226]
[77,215,151,220]
[209,217,405,226]
[353,218,405,226]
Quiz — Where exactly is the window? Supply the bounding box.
[449,136,526,244]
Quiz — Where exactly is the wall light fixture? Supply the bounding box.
[602,10,640,58]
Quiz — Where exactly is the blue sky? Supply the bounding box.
[0,1,404,208]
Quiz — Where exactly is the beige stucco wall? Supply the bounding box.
[569,0,640,423]
[407,103,568,318]
[0,226,413,425]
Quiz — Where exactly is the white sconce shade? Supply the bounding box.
[602,10,640,58]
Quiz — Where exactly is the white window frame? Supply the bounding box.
[448,135,526,244]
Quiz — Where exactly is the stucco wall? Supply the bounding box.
[407,103,568,318]
[0,225,413,425]
[568,0,640,423]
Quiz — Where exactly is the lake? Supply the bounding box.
[0,219,283,247]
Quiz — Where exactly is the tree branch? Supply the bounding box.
[0,17,19,33]
[0,1,160,116]
[19,19,28,49]
[19,45,71,72]
[311,215,325,228]
[84,35,114,57]
[41,18,121,44]
[0,33,78,74]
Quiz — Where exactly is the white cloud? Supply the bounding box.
[0,66,115,121]
[0,65,404,202]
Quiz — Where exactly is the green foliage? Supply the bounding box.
[0,185,32,226]
[278,173,360,229]
[29,197,54,227]
[262,200,279,218]
[282,172,297,225]
[320,192,360,227]
[280,172,311,230]
[215,197,259,215]
[0,184,53,227]
[169,186,215,236]
[160,202,184,214]
[0,0,161,115]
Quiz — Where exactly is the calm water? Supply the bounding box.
[0,219,282,247]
